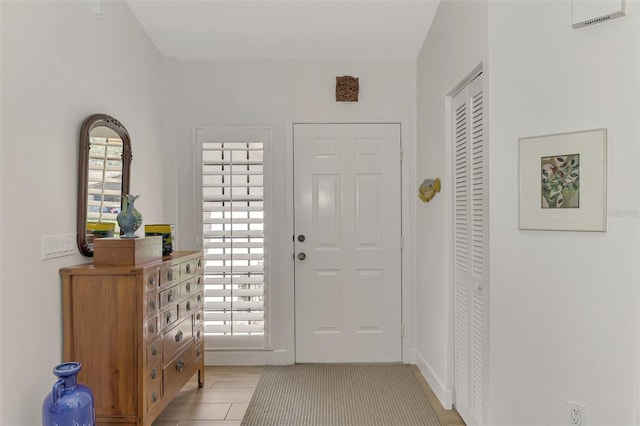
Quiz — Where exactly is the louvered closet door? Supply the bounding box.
[453,73,486,426]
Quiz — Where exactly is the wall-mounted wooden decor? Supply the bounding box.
[336,76,359,102]
[419,178,441,203]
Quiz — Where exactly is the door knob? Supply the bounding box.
[298,234,306,242]
[298,252,306,261]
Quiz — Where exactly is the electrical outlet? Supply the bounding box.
[568,401,586,426]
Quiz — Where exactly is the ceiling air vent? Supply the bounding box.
[572,0,626,29]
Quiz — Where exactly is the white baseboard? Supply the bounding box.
[404,347,417,364]
[205,349,290,366]
[415,350,453,409]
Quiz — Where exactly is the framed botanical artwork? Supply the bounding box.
[518,128,607,231]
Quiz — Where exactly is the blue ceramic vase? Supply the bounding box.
[117,194,143,238]
[42,362,95,426]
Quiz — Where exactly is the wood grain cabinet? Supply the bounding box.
[60,251,205,426]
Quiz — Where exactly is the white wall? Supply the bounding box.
[489,1,640,424]
[0,1,163,424]
[415,0,489,408]
[165,59,418,362]
[417,0,640,423]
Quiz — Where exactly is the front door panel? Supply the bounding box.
[294,123,402,363]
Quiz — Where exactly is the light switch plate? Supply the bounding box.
[42,234,76,259]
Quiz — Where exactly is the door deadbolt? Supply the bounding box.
[298,234,306,242]
[298,252,306,261]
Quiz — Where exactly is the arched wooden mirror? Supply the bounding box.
[77,114,132,256]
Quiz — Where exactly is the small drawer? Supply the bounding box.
[159,284,180,308]
[163,344,196,393]
[148,363,161,386]
[181,260,196,278]
[146,292,158,317]
[179,295,199,319]
[194,340,204,360]
[194,323,204,342]
[161,305,179,329]
[147,340,162,366]
[194,275,204,292]
[163,316,193,363]
[146,316,159,340]
[180,278,196,299]
[194,309,204,326]
[145,270,159,290]
[160,265,180,286]
[146,386,161,413]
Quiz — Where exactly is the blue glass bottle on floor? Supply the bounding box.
[42,362,95,426]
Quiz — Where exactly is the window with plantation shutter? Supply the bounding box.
[196,127,270,350]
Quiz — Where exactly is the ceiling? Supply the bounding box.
[126,0,441,61]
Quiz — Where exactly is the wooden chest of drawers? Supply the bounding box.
[60,251,205,426]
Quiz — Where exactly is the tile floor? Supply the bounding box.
[152,365,465,426]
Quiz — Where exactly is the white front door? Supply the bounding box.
[293,122,402,363]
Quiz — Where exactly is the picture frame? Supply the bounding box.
[518,128,607,231]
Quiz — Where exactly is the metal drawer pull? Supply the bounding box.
[149,323,156,333]
[196,347,201,357]
[149,276,156,286]
[186,283,191,293]
[186,264,191,274]
[149,300,156,310]
[196,313,201,321]
[168,269,173,281]
[151,390,157,403]
[186,301,191,311]
[175,330,183,342]
[197,295,202,303]
[196,330,201,339]
[151,368,157,379]
[166,312,172,324]
[151,344,157,355]
[168,289,174,302]
[176,359,185,372]
[197,258,202,268]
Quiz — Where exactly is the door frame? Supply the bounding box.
[285,117,417,364]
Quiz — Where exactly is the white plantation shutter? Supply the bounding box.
[197,127,270,349]
[453,73,486,426]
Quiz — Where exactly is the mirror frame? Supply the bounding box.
[77,113,132,256]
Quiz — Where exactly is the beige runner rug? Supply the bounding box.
[241,364,441,426]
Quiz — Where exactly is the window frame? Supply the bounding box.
[195,126,272,350]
